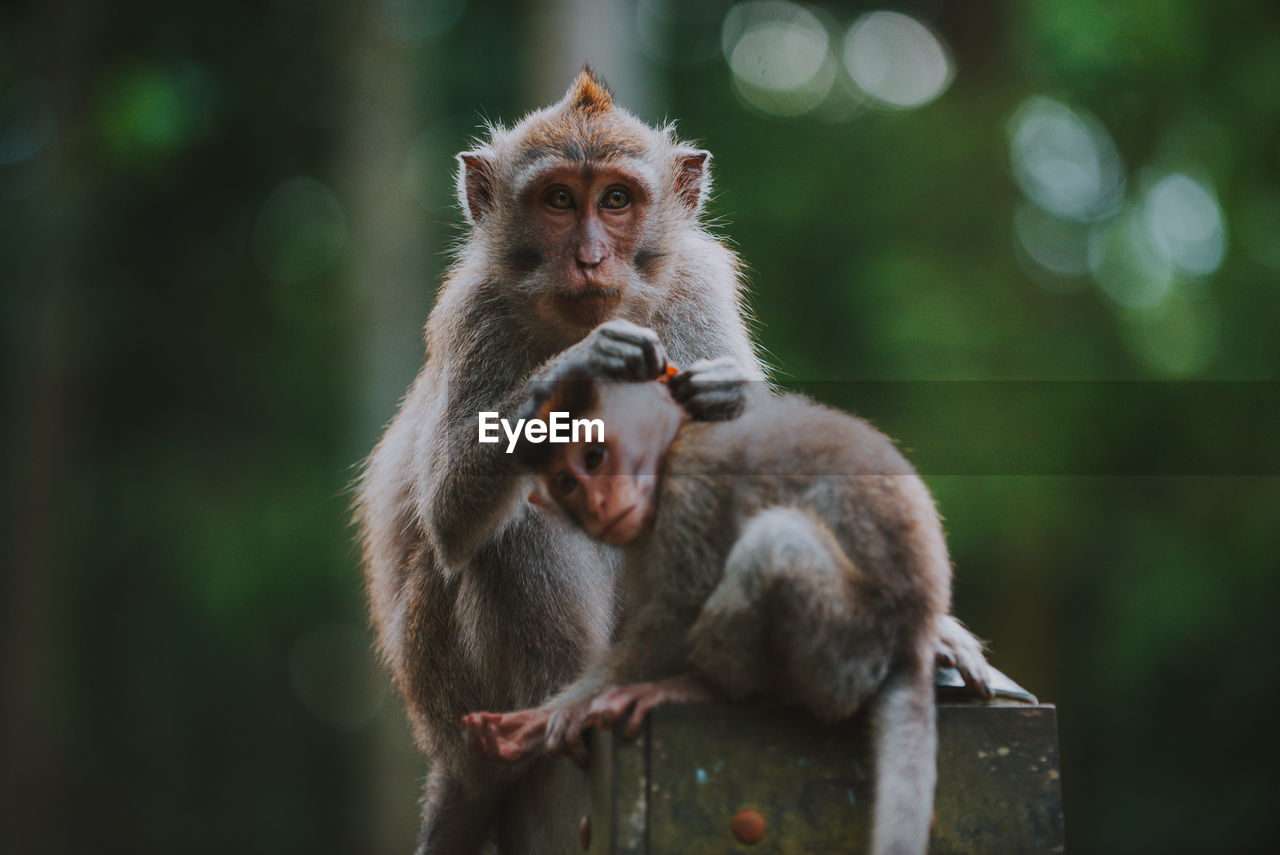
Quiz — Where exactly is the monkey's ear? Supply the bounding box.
[674,149,711,215]
[457,150,497,225]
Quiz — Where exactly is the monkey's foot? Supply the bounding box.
[586,675,714,738]
[934,615,994,700]
[462,709,549,764]
[541,700,595,768]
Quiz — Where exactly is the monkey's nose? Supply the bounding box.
[576,241,606,268]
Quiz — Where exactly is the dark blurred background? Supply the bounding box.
[3,1,1279,852]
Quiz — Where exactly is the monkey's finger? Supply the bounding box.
[544,711,568,753]
[669,362,748,416]
[670,359,737,380]
[959,665,995,701]
[589,344,648,379]
[670,380,745,405]
[623,698,655,739]
[673,389,747,422]
[463,713,497,759]
[641,337,670,379]
[669,357,744,384]
[592,338,667,380]
[596,321,666,366]
[595,318,651,343]
[587,691,635,728]
[669,363,746,389]
[597,321,662,359]
[482,719,504,761]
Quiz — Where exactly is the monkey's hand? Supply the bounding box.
[669,357,750,421]
[462,699,597,769]
[935,614,994,700]
[584,676,715,738]
[577,318,669,381]
[462,709,550,765]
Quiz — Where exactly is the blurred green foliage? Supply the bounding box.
[2,1,1278,854]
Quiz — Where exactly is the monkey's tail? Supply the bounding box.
[868,662,937,855]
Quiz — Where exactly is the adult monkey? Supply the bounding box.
[356,70,991,853]
[356,70,762,854]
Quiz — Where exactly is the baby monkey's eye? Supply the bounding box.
[556,473,578,496]
[583,446,606,470]
[599,187,630,210]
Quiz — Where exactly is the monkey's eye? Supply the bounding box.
[544,187,574,210]
[556,473,579,496]
[600,187,631,210]
[583,445,606,470]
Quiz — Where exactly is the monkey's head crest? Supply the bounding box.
[564,67,614,115]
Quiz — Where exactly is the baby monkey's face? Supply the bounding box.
[537,382,683,546]
[541,432,659,546]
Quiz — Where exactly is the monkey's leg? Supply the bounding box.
[868,663,936,855]
[415,765,504,855]
[689,506,887,720]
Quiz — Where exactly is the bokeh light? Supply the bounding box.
[722,1,835,116]
[0,76,57,199]
[251,176,348,283]
[1141,173,1226,277]
[1120,288,1221,377]
[1013,201,1092,290]
[1087,204,1173,310]
[1009,96,1125,223]
[97,64,217,166]
[843,11,953,110]
[0,77,55,166]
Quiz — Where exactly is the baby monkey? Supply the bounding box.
[465,366,957,855]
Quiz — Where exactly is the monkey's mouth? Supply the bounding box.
[553,288,624,327]
[556,287,622,303]
[597,505,639,544]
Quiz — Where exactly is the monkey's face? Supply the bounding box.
[455,71,711,347]
[519,164,653,331]
[542,435,658,547]
[537,385,683,546]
